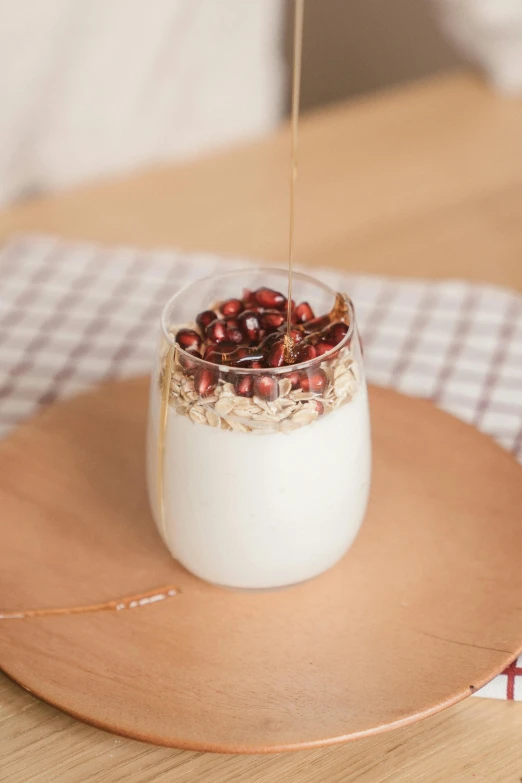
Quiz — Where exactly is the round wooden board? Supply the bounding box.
[0,378,522,754]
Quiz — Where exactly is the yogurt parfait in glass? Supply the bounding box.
[147,268,371,589]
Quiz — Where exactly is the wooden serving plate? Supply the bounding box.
[0,378,521,754]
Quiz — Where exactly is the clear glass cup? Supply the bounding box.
[146,268,371,589]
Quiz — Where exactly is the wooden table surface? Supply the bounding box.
[1,70,522,782]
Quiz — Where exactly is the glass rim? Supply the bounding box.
[160,267,356,375]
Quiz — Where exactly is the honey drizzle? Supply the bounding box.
[285,0,305,362]
[0,585,180,621]
[158,342,176,544]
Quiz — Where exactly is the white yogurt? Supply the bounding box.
[147,383,371,589]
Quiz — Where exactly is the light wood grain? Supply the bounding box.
[1,69,522,781]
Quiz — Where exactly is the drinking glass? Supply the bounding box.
[147,268,371,588]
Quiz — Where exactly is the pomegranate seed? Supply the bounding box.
[295,343,317,363]
[203,343,219,360]
[254,287,287,310]
[234,375,254,397]
[194,367,218,397]
[203,351,223,365]
[226,326,244,344]
[260,310,286,332]
[222,340,241,352]
[260,332,282,351]
[287,371,301,389]
[315,340,336,357]
[254,375,278,401]
[251,360,264,370]
[242,288,257,308]
[204,341,237,364]
[300,369,328,393]
[315,400,324,415]
[304,315,330,333]
[224,317,239,329]
[326,321,349,346]
[265,339,286,368]
[196,310,217,332]
[221,298,243,317]
[238,310,261,343]
[175,328,201,351]
[179,348,202,373]
[294,302,315,324]
[205,319,228,343]
[229,347,252,366]
[224,316,244,344]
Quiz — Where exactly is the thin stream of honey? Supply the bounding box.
[158,342,176,544]
[284,0,305,360]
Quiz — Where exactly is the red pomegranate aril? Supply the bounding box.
[179,348,202,372]
[260,310,286,332]
[300,369,328,393]
[242,288,257,308]
[238,310,261,343]
[203,343,219,360]
[221,298,243,317]
[224,317,239,329]
[251,360,264,370]
[254,375,278,401]
[229,347,251,366]
[175,328,201,351]
[287,371,300,389]
[315,340,336,357]
[304,315,330,333]
[326,321,349,346]
[265,339,286,368]
[205,319,228,343]
[226,326,244,344]
[196,310,217,332]
[204,340,237,364]
[221,339,239,352]
[203,350,224,365]
[234,375,254,398]
[194,367,218,397]
[295,342,317,363]
[315,400,324,415]
[294,301,315,324]
[254,287,287,310]
[260,331,282,351]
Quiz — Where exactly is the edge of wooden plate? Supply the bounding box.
[0,378,521,753]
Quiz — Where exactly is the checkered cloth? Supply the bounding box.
[1,234,521,699]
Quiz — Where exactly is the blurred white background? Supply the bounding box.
[0,0,285,204]
[0,0,520,207]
